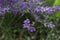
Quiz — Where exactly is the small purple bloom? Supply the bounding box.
[23,23,30,28]
[3,7,10,11]
[20,1,27,8]
[47,22,55,28]
[40,6,46,13]
[23,19,31,28]
[53,5,60,11]
[23,19,36,32]
[35,6,40,12]
[24,19,30,24]
[53,5,59,9]
[28,27,36,32]
[45,7,54,14]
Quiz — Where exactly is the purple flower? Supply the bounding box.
[28,27,36,32]
[53,5,60,11]
[0,6,10,14]
[23,19,36,32]
[23,23,30,28]
[47,22,55,28]
[35,6,41,12]
[23,19,31,28]
[23,19,30,24]
[29,0,35,3]
[45,7,54,14]
[20,1,27,8]
[3,7,10,11]
[40,6,46,13]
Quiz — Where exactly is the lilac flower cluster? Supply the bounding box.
[0,0,60,14]
[0,6,10,15]
[35,5,60,14]
[23,19,36,32]
[11,0,60,14]
[0,0,19,15]
[44,22,55,28]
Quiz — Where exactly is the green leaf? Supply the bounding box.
[54,0,60,6]
[45,0,55,6]
[54,10,60,17]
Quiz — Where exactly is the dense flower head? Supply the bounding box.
[53,5,59,9]
[46,7,54,14]
[23,19,31,28]
[23,19,36,32]
[28,27,36,32]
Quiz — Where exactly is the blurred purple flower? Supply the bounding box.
[23,19,30,24]
[0,6,10,14]
[23,19,31,28]
[23,23,30,28]
[53,5,60,11]
[45,7,54,14]
[35,6,41,12]
[40,6,46,13]
[47,22,55,28]
[28,27,36,32]
[20,1,27,8]
[23,19,36,32]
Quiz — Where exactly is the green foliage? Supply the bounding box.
[54,10,60,17]
[54,0,60,6]
[45,0,55,6]
[53,0,60,17]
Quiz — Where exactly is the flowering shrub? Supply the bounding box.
[0,0,60,40]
